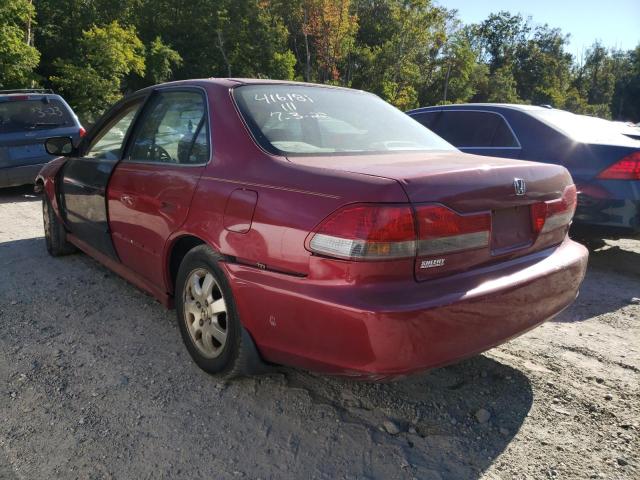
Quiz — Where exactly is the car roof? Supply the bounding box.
[407,103,550,114]
[136,78,362,94]
[0,92,65,102]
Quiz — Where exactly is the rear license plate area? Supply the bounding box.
[491,206,533,253]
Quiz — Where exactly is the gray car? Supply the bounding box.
[0,89,83,188]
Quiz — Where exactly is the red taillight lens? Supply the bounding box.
[531,184,577,234]
[79,126,86,137]
[530,202,547,234]
[308,204,416,260]
[416,205,491,255]
[597,152,640,180]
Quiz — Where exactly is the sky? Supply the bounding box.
[436,0,640,57]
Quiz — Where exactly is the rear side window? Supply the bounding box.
[411,112,440,129]
[0,98,74,133]
[429,111,519,148]
[127,90,209,165]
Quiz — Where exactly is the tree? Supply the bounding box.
[143,37,183,85]
[0,0,40,88]
[485,65,521,103]
[611,46,640,121]
[18,1,639,122]
[514,25,573,106]
[352,0,448,110]
[474,11,530,72]
[50,21,145,122]
[422,28,487,105]
[302,0,358,83]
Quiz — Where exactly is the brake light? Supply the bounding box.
[308,204,416,260]
[9,95,30,101]
[531,184,577,234]
[415,205,491,255]
[597,152,640,180]
[79,126,86,137]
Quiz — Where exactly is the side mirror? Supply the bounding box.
[45,136,74,156]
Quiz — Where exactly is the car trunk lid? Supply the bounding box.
[291,151,575,280]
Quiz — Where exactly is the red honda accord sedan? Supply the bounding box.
[37,79,588,380]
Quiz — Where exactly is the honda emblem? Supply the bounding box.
[513,178,526,196]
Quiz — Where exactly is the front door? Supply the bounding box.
[107,88,210,289]
[59,98,144,259]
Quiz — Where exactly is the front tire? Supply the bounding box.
[175,245,252,378]
[42,196,76,256]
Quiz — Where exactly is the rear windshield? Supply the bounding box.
[233,85,454,156]
[0,98,75,133]
[530,110,640,146]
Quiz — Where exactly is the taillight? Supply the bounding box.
[415,205,491,255]
[531,184,577,234]
[308,204,416,260]
[597,152,640,180]
[79,126,86,137]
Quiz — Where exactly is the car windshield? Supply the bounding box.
[234,85,454,156]
[0,98,74,133]
[530,109,640,146]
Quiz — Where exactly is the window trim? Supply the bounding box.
[424,109,522,150]
[121,85,212,167]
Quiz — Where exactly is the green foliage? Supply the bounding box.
[144,37,183,85]
[0,0,40,88]
[51,21,145,122]
[486,66,521,103]
[351,0,448,109]
[8,1,637,122]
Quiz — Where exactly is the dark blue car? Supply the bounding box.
[407,104,640,241]
[0,89,83,188]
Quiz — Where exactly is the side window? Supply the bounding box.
[491,116,519,147]
[429,111,518,148]
[127,90,209,165]
[86,102,141,160]
[411,112,440,129]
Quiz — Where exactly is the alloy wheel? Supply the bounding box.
[182,268,228,359]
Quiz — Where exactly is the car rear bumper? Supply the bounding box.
[573,181,640,237]
[0,162,46,188]
[225,238,588,379]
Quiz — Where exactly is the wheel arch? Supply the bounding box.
[165,234,215,296]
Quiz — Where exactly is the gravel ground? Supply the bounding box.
[0,186,638,480]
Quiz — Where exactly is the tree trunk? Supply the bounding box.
[443,62,452,103]
[303,10,311,82]
[216,30,232,77]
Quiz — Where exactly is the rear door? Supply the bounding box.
[415,110,522,159]
[59,97,145,259]
[107,88,210,287]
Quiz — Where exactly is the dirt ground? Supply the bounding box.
[0,185,638,480]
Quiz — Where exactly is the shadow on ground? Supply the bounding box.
[0,236,534,479]
[0,185,39,205]
[555,240,639,323]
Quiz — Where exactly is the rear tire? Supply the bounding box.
[175,245,254,379]
[42,196,76,256]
